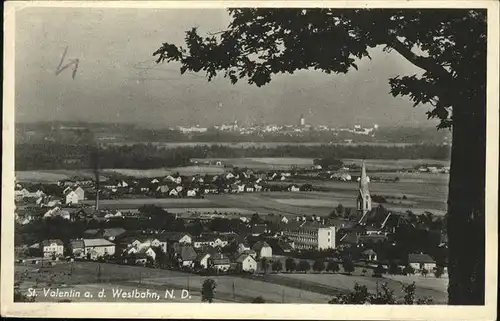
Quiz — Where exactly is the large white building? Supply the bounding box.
[283,221,336,250]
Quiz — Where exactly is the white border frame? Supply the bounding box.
[2,1,498,320]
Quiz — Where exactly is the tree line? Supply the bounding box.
[16,143,450,170]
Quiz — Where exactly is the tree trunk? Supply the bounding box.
[447,95,486,305]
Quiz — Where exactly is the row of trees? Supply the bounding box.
[16,142,450,170]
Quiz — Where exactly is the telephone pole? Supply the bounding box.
[232,281,235,301]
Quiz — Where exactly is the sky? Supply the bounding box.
[15,7,438,128]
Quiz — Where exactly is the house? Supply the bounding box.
[235,253,257,273]
[73,186,85,200]
[237,242,252,253]
[194,252,212,269]
[251,224,268,236]
[70,239,85,258]
[83,239,116,259]
[41,239,64,258]
[187,189,197,197]
[209,253,231,272]
[174,244,198,267]
[156,185,170,194]
[169,189,179,197]
[159,232,192,245]
[265,238,293,255]
[252,241,273,259]
[408,253,437,272]
[193,235,229,249]
[288,184,300,192]
[117,180,129,188]
[65,190,80,205]
[362,249,378,261]
[83,228,126,241]
[151,178,160,184]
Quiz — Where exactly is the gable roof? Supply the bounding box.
[252,241,271,251]
[174,244,197,261]
[408,253,435,264]
[83,239,115,247]
[235,253,256,264]
[42,239,64,246]
[159,231,191,242]
[70,239,85,249]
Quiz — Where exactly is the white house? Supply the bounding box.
[195,252,211,269]
[83,239,116,259]
[236,253,257,273]
[252,241,273,259]
[289,184,300,192]
[408,253,437,273]
[187,190,197,197]
[169,189,179,197]
[42,239,64,258]
[65,191,80,205]
[73,186,85,200]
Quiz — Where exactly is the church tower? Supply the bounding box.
[357,160,372,224]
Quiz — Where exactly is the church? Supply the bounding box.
[357,160,372,225]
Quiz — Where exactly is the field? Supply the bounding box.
[102,166,226,178]
[275,272,448,304]
[15,261,332,303]
[15,170,100,183]
[15,158,449,216]
[192,157,315,170]
[342,159,450,170]
[105,142,416,149]
[76,178,447,216]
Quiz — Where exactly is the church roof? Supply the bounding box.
[359,160,370,196]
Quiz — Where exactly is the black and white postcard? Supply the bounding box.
[2,1,498,319]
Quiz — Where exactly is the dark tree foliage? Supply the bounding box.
[16,142,450,170]
[342,259,355,275]
[328,282,433,305]
[154,8,486,304]
[272,260,283,273]
[312,259,325,272]
[201,278,217,303]
[326,261,340,273]
[297,260,311,273]
[285,257,296,272]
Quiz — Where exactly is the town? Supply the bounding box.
[14,158,449,303]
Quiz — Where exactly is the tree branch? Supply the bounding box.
[386,36,453,81]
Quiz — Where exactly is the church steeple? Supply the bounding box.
[357,160,372,224]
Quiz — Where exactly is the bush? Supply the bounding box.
[388,262,402,275]
[326,261,340,273]
[312,259,325,273]
[328,281,434,305]
[252,296,265,303]
[434,266,445,278]
[342,259,355,275]
[201,278,217,303]
[373,264,386,277]
[403,265,415,275]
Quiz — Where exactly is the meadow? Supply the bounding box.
[15,261,332,303]
[276,272,447,304]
